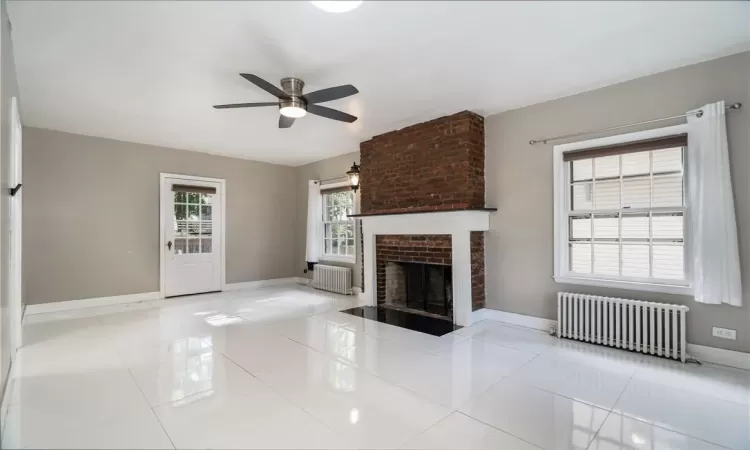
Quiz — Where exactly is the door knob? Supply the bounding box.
[167,240,172,250]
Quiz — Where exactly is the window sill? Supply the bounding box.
[553,275,692,296]
[320,255,356,265]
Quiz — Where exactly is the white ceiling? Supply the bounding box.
[7,1,749,166]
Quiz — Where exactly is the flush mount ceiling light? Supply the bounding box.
[311,1,363,13]
[279,98,307,118]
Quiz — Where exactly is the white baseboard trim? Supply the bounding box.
[25,291,161,316]
[475,308,750,371]
[223,277,303,291]
[0,357,17,436]
[473,308,557,332]
[26,278,310,316]
[687,344,750,371]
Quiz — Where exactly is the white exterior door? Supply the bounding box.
[9,97,22,355]
[161,175,223,297]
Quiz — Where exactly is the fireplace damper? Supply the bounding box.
[384,261,452,318]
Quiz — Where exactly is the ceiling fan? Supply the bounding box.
[213,73,359,128]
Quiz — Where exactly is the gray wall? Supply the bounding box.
[485,52,750,352]
[23,128,298,305]
[1,0,20,395]
[294,152,361,288]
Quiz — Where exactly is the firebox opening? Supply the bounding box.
[383,261,452,319]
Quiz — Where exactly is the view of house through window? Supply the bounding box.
[322,190,355,259]
[173,191,213,254]
[566,144,686,283]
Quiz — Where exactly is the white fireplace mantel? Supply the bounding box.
[358,209,493,326]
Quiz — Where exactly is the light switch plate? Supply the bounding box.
[712,327,737,340]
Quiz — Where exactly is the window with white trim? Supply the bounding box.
[322,189,355,260]
[555,129,690,293]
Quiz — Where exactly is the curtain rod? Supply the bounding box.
[314,175,348,184]
[529,102,742,145]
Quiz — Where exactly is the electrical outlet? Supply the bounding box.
[712,327,736,340]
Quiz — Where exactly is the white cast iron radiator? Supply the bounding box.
[557,292,689,362]
[312,264,353,295]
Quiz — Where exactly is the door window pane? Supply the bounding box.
[201,238,212,253]
[174,239,186,255]
[187,222,200,236]
[175,205,186,220]
[188,205,199,220]
[174,221,187,238]
[188,239,200,254]
[187,193,200,203]
[175,192,187,203]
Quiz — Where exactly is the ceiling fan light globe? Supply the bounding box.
[311,1,363,13]
[280,106,307,118]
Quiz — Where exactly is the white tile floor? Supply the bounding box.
[2,284,749,449]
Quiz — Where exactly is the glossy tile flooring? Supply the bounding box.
[2,284,749,449]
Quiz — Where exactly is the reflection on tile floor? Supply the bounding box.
[3,284,749,449]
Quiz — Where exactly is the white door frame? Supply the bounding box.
[9,97,22,354]
[159,173,226,298]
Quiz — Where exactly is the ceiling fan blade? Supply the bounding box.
[279,115,295,128]
[303,85,359,104]
[240,73,290,99]
[213,102,278,109]
[307,104,357,123]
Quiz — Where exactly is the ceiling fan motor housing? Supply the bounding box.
[280,77,306,111]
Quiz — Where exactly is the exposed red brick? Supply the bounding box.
[360,111,485,215]
[471,231,485,311]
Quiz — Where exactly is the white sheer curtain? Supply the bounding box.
[305,180,322,263]
[687,101,742,306]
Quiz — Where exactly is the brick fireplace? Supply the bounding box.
[353,111,491,326]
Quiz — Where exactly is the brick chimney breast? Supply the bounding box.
[359,110,487,313]
[359,111,485,215]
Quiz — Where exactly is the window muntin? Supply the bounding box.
[174,191,213,254]
[566,146,685,283]
[322,190,355,259]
